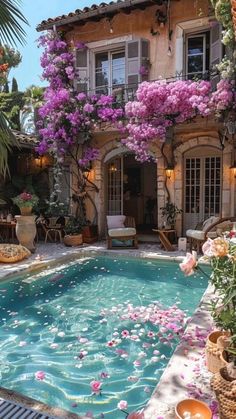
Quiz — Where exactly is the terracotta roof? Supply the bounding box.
[12,130,38,147]
[37,0,167,31]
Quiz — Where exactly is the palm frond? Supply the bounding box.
[0,110,19,176]
[0,0,28,46]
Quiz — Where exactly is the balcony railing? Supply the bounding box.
[80,69,220,106]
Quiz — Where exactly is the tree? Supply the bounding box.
[11,76,18,92]
[0,0,28,176]
[21,85,44,133]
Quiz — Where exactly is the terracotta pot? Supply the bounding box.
[211,365,236,419]
[175,398,212,419]
[82,225,98,243]
[15,215,36,252]
[20,206,32,216]
[64,234,83,247]
[205,331,230,373]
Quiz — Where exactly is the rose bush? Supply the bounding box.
[180,236,236,361]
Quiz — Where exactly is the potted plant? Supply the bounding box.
[160,201,182,229]
[12,191,39,215]
[63,217,83,247]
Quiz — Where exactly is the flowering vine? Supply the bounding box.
[123,77,235,162]
[37,31,123,223]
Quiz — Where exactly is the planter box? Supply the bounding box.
[82,225,98,243]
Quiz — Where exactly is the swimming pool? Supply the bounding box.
[0,256,207,418]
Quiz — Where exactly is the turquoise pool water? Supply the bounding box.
[0,256,207,418]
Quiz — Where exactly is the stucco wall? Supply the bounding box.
[66,0,210,81]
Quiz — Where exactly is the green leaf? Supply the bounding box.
[0,0,28,46]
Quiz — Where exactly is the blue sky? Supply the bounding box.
[11,0,95,91]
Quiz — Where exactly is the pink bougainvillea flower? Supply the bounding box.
[90,380,102,394]
[35,371,45,380]
[121,329,130,337]
[179,252,197,276]
[127,411,144,419]
[127,375,139,382]
[117,400,128,410]
[133,360,141,367]
[19,341,27,347]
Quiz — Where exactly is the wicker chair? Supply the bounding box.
[106,215,138,249]
[186,216,236,253]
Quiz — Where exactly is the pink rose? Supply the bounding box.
[35,370,45,380]
[117,400,128,410]
[211,237,229,257]
[90,380,102,394]
[179,252,197,276]
[202,238,214,256]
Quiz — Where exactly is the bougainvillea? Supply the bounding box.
[37,31,123,222]
[123,78,235,161]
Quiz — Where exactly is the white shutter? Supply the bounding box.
[125,38,150,87]
[210,22,222,67]
[210,22,222,89]
[175,33,184,79]
[75,49,90,93]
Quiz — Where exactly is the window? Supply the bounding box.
[95,50,125,94]
[186,32,210,79]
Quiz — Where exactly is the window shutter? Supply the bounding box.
[75,49,90,93]
[210,23,222,67]
[210,22,222,88]
[175,34,184,79]
[125,38,150,89]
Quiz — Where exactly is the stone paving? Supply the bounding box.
[0,241,216,419]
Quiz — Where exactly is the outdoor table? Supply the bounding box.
[152,228,177,251]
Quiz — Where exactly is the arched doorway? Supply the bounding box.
[106,153,157,234]
[183,145,222,232]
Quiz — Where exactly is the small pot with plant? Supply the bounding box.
[63,217,83,247]
[160,200,182,229]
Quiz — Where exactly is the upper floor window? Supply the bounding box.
[75,38,149,94]
[186,32,210,79]
[95,50,125,94]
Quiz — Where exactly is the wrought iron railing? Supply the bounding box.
[82,69,220,105]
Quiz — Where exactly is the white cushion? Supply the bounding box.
[202,216,219,232]
[108,227,136,237]
[106,215,126,229]
[207,231,217,239]
[186,229,205,240]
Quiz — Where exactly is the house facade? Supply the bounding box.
[37,0,236,237]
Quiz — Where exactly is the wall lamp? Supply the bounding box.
[156,9,167,27]
[165,166,174,179]
[109,162,117,172]
[35,155,43,168]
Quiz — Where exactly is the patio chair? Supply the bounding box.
[106,215,138,249]
[44,216,69,243]
[186,216,236,253]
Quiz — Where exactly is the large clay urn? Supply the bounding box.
[15,215,36,252]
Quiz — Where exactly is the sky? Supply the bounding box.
[11,0,95,91]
